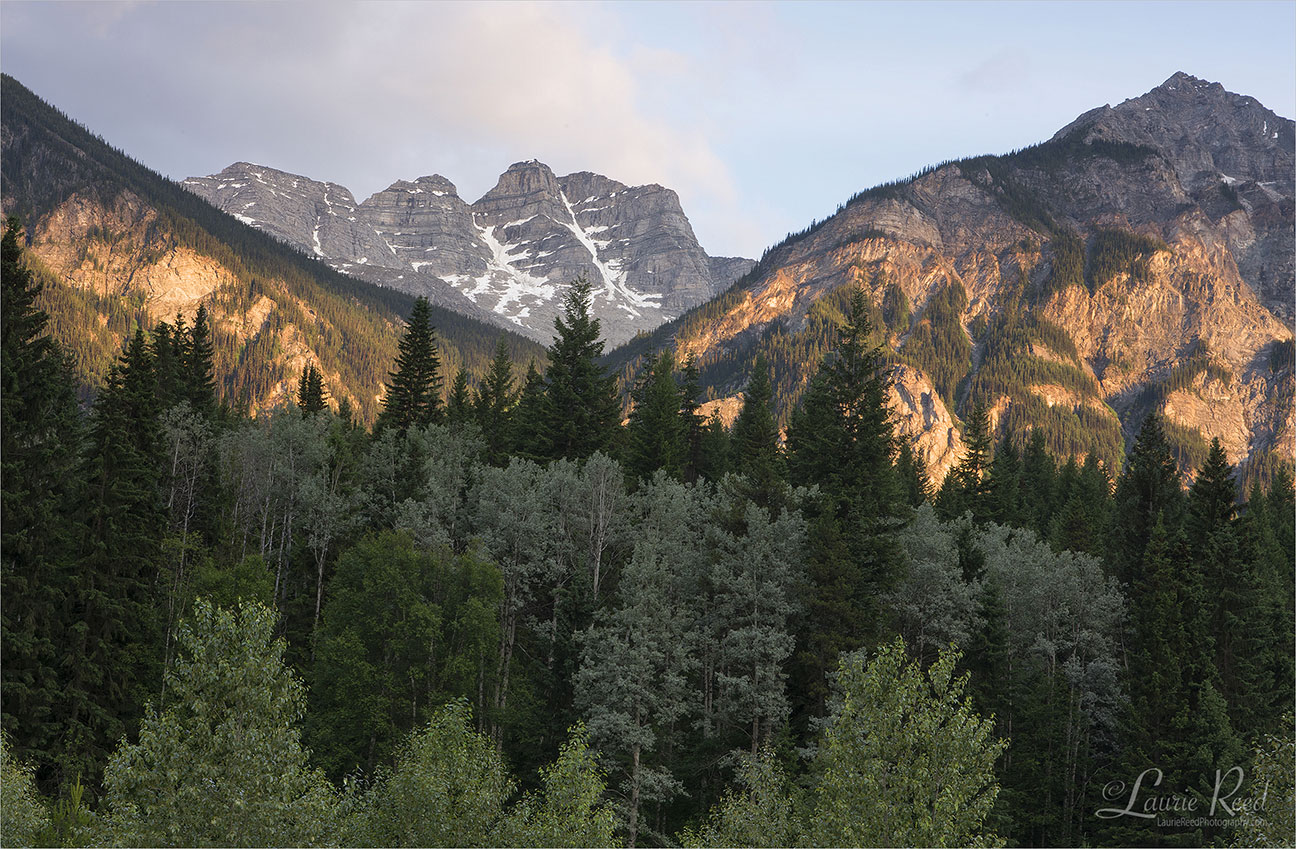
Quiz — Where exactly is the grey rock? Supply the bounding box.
[184,158,752,346]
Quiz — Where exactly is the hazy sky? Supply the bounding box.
[3,1,1293,259]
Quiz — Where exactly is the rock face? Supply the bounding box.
[184,160,753,346]
[623,73,1294,484]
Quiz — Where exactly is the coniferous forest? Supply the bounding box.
[2,215,1294,848]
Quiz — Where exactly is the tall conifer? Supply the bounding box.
[379,296,443,432]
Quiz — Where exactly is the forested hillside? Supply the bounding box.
[0,74,546,423]
[610,73,1294,494]
[4,218,1292,846]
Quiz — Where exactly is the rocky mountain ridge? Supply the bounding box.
[617,73,1294,486]
[183,160,753,347]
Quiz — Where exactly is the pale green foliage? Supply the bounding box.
[101,600,337,847]
[1,732,50,847]
[679,748,800,848]
[708,485,805,751]
[577,473,710,845]
[887,503,982,661]
[394,423,482,548]
[1234,717,1295,848]
[350,699,515,848]
[809,639,1006,848]
[976,523,1125,737]
[506,723,618,848]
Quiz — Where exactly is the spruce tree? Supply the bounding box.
[296,363,326,415]
[475,340,519,466]
[510,360,549,461]
[986,425,1022,525]
[730,353,784,510]
[1,217,84,788]
[785,288,906,723]
[1188,440,1273,739]
[184,304,216,414]
[1109,413,1185,586]
[445,368,473,428]
[679,354,706,483]
[540,278,621,462]
[62,328,166,793]
[625,351,686,482]
[379,296,443,432]
[937,402,993,521]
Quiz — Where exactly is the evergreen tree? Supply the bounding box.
[986,424,1022,524]
[61,328,166,793]
[1189,440,1273,739]
[679,353,707,484]
[540,278,621,462]
[894,438,931,507]
[1,217,84,788]
[1049,453,1112,557]
[696,410,731,484]
[474,339,519,465]
[184,303,216,414]
[510,359,548,461]
[785,288,906,720]
[445,367,474,428]
[1110,413,1185,585]
[937,401,993,521]
[625,351,687,481]
[1019,429,1058,536]
[151,319,185,408]
[297,362,326,415]
[378,296,443,432]
[1106,515,1242,847]
[730,353,784,510]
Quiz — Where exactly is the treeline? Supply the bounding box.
[2,74,545,424]
[4,221,1294,847]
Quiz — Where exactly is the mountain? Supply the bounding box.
[183,160,754,347]
[614,73,1294,487]
[0,74,546,424]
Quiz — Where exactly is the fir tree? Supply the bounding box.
[986,424,1022,524]
[62,328,166,794]
[540,278,621,462]
[296,362,326,415]
[378,296,444,432]
[474,340,519,466]
[625,351,686,482]
[679,354,706,484]
[785,288,906,722]
[510,360,548,462]
[1110,413,1185,586]
[445,368,474,428]
[730,353,784,510]
[1,217,84,789]
[184,304,216,414]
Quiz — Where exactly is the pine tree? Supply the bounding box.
[61,328,166,794]
[378,296,444,432]
[297,363,326,415]
[474,339,519,466]
[1,217,84,789]
[1110,413,1185,586]
[445,368,473,428]
[679,354,707,484]
[184,303,216,414]
[1188,440,1273,739]
[730,353,784,509]
[510,360,549,461]
[937,402,993,521]
[540,278,621,462]
[785,288,906,721]
[625,351,686,481]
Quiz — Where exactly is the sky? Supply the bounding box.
[2,1,1293,260]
